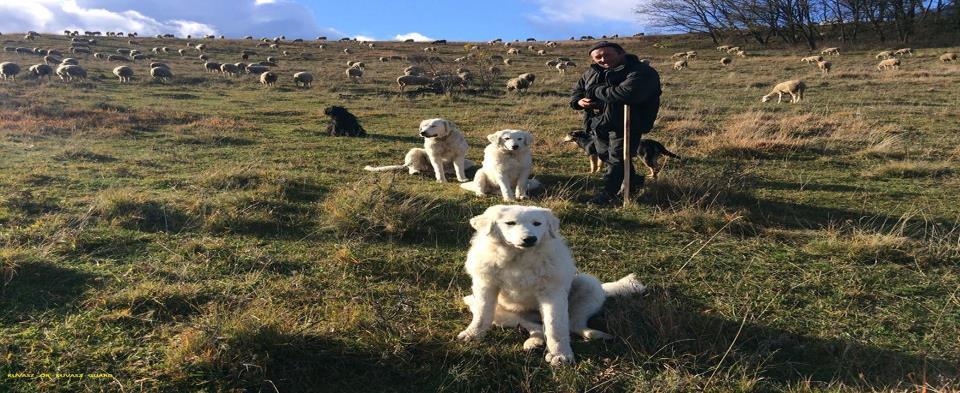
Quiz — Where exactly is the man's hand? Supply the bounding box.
[578,98,598,109]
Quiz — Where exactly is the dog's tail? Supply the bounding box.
[460,181,480,193]
[651,140,681,159]
[363,164,407,172]
[602,274,646,297]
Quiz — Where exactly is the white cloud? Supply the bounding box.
[0,0,345,40]
[393,32,434,42]
[353,35,377,42]
[0,0,216,37]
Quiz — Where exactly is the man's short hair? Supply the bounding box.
[588,41,625,54]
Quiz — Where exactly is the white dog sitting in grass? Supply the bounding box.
[456,205,645,365]
[460,129,540,201]
[364,118,475,182]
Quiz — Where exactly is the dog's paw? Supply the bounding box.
[456,328,486,342]
[545,350,575,366]
[522,336,545,350]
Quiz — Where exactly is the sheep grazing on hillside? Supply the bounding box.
[29,64,53,80]
[220,63,240,76]
[293,71,313,88]
[537,49,547,55]
[488,66,501,75]
[204,61,222,73]
[345,67,363,82]
[816,60,832,74]
[939,53,957,62]
[506,77,531,93]
[150,66,173,82]
[821,47,840,56]
[801,55,823,63]
[735,50,747,57]
[343,48,352,54]
[875,51,893,59]
[507,48,520,55]
[546,59,560,67]
[556,62,567,74]
[61,58,80,65]
[671,52,687,59]
[673,60,687,70]
[113,66,134,83]
[726,46,741,53]
[717,45,731,51]
[396,75,435,93]
[0,62,21,80]
[404,66,425,76]
[686,50,697,58]
[246,65,269,75]
[107,54,129,62]
[877,58,900,71]
[56,64,87,82]
[720,57,732,66]
[893,48,913,56]
[518,73,536,84]
[195,44,206,53]
[761,80,805,103]
[43,55,61,65]
[260,71,278,86]
[379,56,389,62]
[503,58,513,65]
[178,49,186,56]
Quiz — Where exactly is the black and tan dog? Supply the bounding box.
[562,131,680,179]
[323,106,367,137]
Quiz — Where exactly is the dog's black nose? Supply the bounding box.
[419,132,428,136]
[521,236,537,246]
[511,145,519,150]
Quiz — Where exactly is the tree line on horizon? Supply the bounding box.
[636,0,959,48]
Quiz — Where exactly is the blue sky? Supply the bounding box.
[2,0,647,41]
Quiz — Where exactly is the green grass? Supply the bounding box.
[1,32,959,392]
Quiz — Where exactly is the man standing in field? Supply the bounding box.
[570,41,662,205]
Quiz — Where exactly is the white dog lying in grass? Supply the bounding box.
[456,205,645,365]
[364,118,475,182]
[460,129,541,201]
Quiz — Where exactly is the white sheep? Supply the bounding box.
[518,73,536,83]
[343,48,352,54]
[735,50,747,57]
[875,50,893,59]
[260,71,278,86]
[546,60,560,67]
[220,63,240,76]
[720,57,732,66]
[726,46,741,53]
[29,64,53,80]
[537,49,547,55]
[716,45,731,52]
[112,65,134,83]
[178,49,186,56]
[685,50,697,58]
[506,77,531,93]
[396,75,434,93]
[556,62,567,74]
[0,62,20,80]
[195,43,206,53]
[877,58,900,71]
[404,66,425,76]
[801,55,823,63]
[761,80,805,103]
[507,48,520,55]
[816,60,832,74]
[821,47,840,56]
[503,58,513,65]
[939,53,957,62]
[345,67,363,82]
[671,52,687,59]
[673,60,687,70]
[293,71,313,88]
[893,48,913,56]
[150,66,173,82]
[56,64,87,82]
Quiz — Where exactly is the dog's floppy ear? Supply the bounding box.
[469,213,495,236]
[486,131,501,144]
[444,119,459,137]
[522,131,535,147]
[543,209,561,239]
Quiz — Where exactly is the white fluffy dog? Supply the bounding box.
[364,118,475,182]
[460,129,541,201]
[457,205,645,365]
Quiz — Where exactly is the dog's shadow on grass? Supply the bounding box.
[587,286,957,388]
[0,260,97,323]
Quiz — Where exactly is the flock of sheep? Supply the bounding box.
[1,31,958,103]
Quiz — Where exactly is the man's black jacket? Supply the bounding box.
[570,54,661,138]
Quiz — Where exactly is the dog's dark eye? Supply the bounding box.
[505,221,516,226]
[532,221,541,226]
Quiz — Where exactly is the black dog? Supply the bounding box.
[323,106,367,137]
[563,131,680,178]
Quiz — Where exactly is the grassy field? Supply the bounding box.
[1,32,959,392]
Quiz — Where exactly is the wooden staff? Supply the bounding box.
[622,104,632,207]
